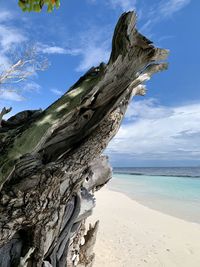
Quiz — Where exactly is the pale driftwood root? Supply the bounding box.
[0,11,168,267]
[0,107,12,127]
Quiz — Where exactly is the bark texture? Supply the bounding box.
[0,12,168,267]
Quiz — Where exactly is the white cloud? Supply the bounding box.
[76,45,110,72]
[0,90,25,101]
[74,27,111,72]
[0,10,27,70]
[107,99,200,161]
[51,88,63,95]
[37,43,81,55]
[125,99,174,120]
[0,25,26,52]
[37,41,107,72]
[140,0,191,35]
[108,0,137,11]
[0,10,13,23]
[40,45,67,54]
[36,28,110,73]
[88,0,136,11]
[0,53,10,69]
[160,0,191,17]
[23,81,41,92]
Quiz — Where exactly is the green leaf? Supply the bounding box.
[18,1,26,9]
[33,4,41,12]
[56,0,60,9]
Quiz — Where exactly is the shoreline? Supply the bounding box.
[108,185,200,225]
[88,187,200,267]
[109,174,200,224]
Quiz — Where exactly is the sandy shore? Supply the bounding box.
[88,188,200,267]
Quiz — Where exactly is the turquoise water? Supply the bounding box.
[109,172,200,223]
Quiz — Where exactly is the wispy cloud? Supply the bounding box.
[23,81,41,93]
[51,88,63,95]
[39,45,68,55]
[0,90,25,101]
[0,10,52,102]
[0,10,28,103]
[107,99,200,161]
[125,99,174,121]
[0,10,27,59]
[159,0,191,17]
[76,45,110,72]
[0,10,14,23]
[140,0,191,35]
[108,0,137,11]
[88,0,137,11]
[36,40,109,72]
[72,26,111,72]
[0,25,26,53]
[0,81,41,102]
[37,43,81,56]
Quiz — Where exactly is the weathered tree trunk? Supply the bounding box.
[0,12,168,267]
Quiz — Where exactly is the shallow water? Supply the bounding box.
[109,168,200,223]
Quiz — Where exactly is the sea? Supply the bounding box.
[109,167,200,224]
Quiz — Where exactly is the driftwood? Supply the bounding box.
[0,12,168,267]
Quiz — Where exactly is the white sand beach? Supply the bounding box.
[88,188,200,267]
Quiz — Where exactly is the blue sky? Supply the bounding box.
[0,0,199,167]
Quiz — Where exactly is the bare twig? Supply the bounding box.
[0,47,48,95]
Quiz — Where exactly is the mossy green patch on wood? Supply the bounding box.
[0,72,102,188]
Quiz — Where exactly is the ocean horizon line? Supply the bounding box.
[113,166,200,168]
[113,172,200,179]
